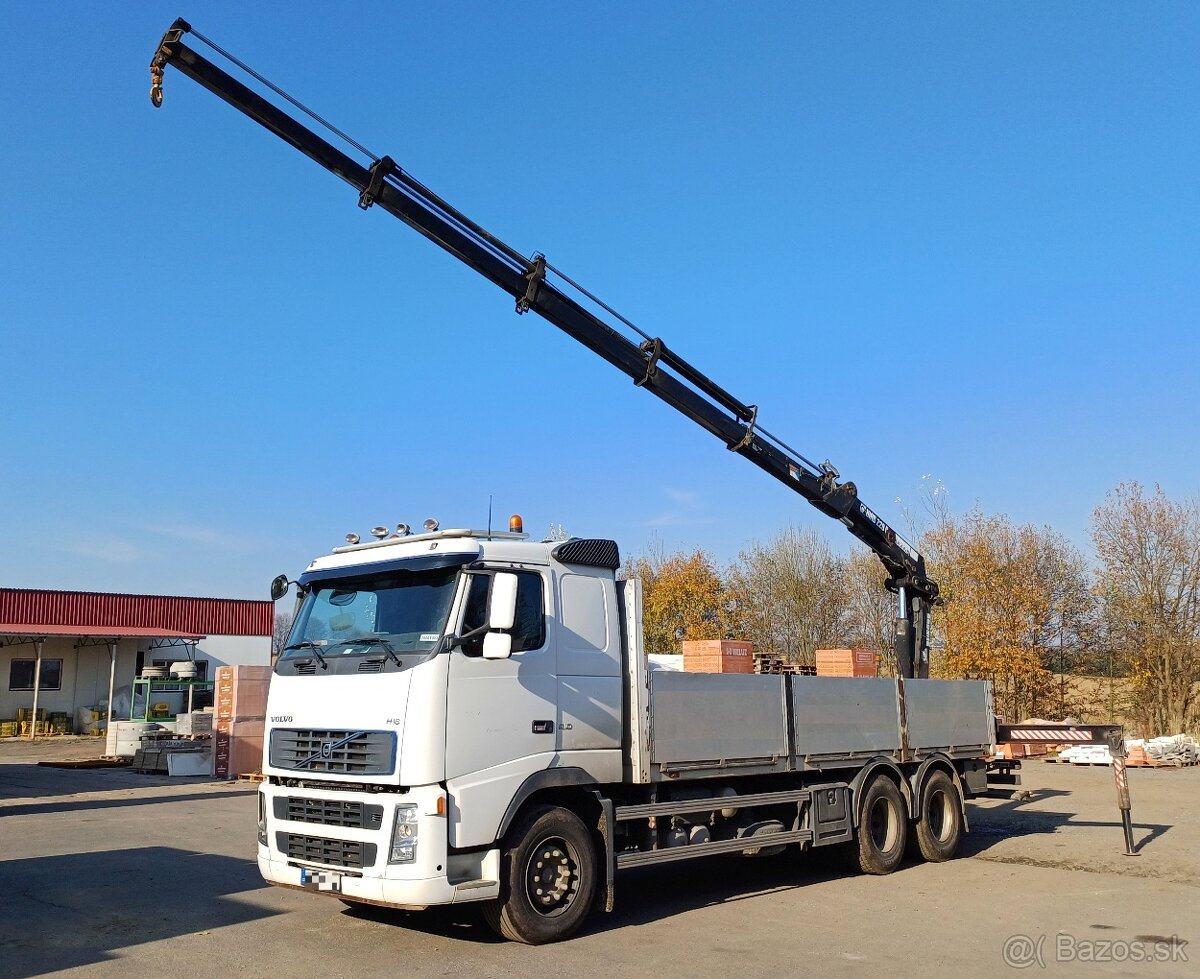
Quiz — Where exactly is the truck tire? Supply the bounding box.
[912,770,963,862]
[481,805,597,944]
[852,775,907,875]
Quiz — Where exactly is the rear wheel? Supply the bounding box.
[912,770,963,862]
[852,774,907,875]
[481,805,597,944]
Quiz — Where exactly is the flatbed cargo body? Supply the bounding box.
[643,673,994,780]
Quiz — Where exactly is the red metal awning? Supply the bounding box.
[0,588,272,637]
[0,624,203,639]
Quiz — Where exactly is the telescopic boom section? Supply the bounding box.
[149,20,940,677]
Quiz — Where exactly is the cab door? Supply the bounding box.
[444,568,557,780]
[555,571,622,755]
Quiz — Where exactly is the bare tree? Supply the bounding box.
[1092,482,1200,735]
[843,548,897,674]
[272,610,295,659]
[726,526,848,667]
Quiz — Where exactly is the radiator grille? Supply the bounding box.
[274,795,384,829]
[269,729,396,775]
[277,832,377,869]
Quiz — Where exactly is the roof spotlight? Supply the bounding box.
[345,532,361,545]
[396,523,410,536]
[423,518,440,532]
[370,526,389,539]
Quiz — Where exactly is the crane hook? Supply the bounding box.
[150,65,164,108]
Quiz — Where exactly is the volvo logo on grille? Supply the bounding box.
[293,731,364,769]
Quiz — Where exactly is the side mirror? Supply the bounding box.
[488,573,519,630]
[482,632,513,660]
[270,574,290,602]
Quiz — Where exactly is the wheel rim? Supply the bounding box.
[869,796,898,852]
[927,787,953,843]
[523,835,581,917]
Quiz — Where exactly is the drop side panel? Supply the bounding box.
[903,679,994,751]
[791,677,901,757]
[648,672,788,777]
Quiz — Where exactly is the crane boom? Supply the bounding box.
[149,20,939,677]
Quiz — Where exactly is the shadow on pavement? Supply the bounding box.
[964,789,1171,856]
[0,791,253,819]
[339,846,872,944]
[0,763,223,802]
[339,793,1176,946]
[0,846,279,978]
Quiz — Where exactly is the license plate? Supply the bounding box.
[299,867,342,892]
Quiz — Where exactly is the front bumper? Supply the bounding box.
[258,781,495,908]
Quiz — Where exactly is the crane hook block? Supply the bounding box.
[150,65,164,108]
[148,19,189,109]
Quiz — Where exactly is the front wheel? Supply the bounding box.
[481,805,597,944]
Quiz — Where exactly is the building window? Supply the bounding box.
[9,659,64,691]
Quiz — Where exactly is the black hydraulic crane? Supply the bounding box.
[149,19,940,679]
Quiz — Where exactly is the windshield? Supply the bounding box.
[282,568,458,659]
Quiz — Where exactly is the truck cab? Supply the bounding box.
[261,525,625,916]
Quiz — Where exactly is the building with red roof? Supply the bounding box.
[0,588,272,738]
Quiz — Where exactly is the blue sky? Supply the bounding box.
[1,3,1197,599]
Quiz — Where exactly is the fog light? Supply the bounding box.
[389,804,418,864]
[258,790,267,846]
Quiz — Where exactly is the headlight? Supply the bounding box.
[389,804,418,864]
[258,790,267,846]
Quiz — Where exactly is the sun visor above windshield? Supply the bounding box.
[299,553,475,586]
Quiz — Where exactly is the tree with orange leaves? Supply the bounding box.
[624,546,731,654]
[924,509,1091,721]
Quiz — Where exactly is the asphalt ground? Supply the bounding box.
[1,739,1196,979]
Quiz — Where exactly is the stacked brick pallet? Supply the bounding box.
[1125,736,1199,768]
[681,640,754,674]
[214,665,270,778]
[995,741,1059,760]
[815,648,880,678]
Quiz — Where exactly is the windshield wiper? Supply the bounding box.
[335,636,402,666]
[282,641,328,669]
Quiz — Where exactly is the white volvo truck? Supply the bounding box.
[149,21,1141,942]
[261,521,994,943]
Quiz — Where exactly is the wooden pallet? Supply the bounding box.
[753,655,815,676]
[236,771,265,783]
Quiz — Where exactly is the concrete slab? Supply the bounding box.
[0,760,1195,978]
